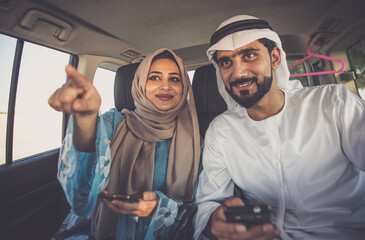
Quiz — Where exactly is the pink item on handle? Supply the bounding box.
[288,39,345,77]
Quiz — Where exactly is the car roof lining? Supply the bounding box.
[1,0,364,68]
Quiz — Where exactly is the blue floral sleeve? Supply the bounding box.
[57,108,125,217]
[146,152,203,240]
[144,191,182,239]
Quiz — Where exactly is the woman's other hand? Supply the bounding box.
[103,191,159,217]
[48,65,101,115]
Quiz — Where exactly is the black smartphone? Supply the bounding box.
[98,192,143,202]
[223,205,271,228]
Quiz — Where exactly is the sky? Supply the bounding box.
[0,35,16,111]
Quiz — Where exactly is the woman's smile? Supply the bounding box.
[156,93,174,100]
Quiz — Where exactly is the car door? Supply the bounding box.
[0,34,75,240]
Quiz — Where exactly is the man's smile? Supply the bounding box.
[237,80,254,90]
[230,77,257,91]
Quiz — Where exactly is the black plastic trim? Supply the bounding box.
[5,39,23,166]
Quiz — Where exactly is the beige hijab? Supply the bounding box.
[92,48,201,239]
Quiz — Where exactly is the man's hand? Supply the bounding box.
[208,197,280,240]
[48,65,101,115]
[103,191,159,217]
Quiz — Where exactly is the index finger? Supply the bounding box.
[102,198,137,215]
[211,205,247,238]
[110,199,139,211]
[143,191,158,201]
[242,223,280,239]
[65,65,92,89]
[212,219,247,238]
[224,197,245,207]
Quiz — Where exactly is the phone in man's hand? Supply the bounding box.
[223,204,271,228]
[98,192,143,202]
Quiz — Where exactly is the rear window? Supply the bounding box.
[93,67,116,114]
[348,39,365,99]
[288,60,308,87]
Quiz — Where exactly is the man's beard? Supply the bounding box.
[225,74,273,109]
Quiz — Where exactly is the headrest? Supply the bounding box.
[114,63,140,111]
[192,64,227,136]
[192,64,227,115]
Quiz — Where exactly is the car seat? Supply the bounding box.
[192,64,227,137]
[114,63,140,111]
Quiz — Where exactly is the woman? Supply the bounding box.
[49,48,201,239]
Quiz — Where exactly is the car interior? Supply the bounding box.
[0,0,364,239]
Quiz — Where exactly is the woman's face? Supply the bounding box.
[146,58,183,111]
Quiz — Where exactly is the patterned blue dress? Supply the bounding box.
[53,108,201,240]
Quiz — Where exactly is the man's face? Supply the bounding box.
[216,40,280,108]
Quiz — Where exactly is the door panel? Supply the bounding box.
[0,149,69,240]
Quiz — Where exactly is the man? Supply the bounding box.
[194,15,365,240]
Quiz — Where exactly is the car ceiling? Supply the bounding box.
[0,0,364,68]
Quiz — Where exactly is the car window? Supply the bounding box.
[348,38,365,99]
[12,42,69,161]
[0,33,71,165]
[188,70,195,83]
[288,60,308,87]
[93,67,116,114]
[0,34,16,165]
